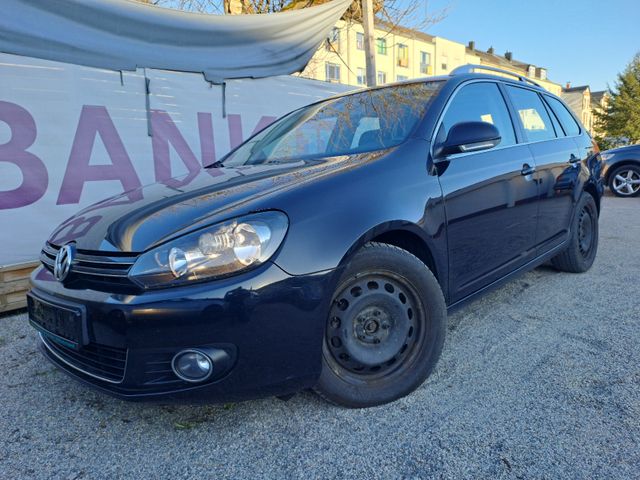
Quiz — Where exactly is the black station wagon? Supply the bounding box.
[28,65,603,407]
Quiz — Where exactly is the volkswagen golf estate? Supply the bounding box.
[28,65,603,407]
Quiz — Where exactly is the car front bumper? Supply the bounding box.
[28,262,335,402]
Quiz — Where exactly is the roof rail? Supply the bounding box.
[450,64,543,88]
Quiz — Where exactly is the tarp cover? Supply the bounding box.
[0,0,351,83]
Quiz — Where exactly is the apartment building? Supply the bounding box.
[561,85,594,134]
[299,19,562,95]
[590,90,609,138]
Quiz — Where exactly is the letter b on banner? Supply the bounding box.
[0,101,48,209]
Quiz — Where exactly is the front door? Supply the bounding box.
[435,82,539,303]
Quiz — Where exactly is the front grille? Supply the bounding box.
[41,334,127,383]
[41,243,139,290]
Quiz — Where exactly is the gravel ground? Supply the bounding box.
[1,194,639,479]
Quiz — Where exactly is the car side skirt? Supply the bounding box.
[447,240,568,313]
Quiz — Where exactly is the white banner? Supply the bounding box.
[0,53,351,266]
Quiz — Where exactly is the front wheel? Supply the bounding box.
[551,193,599,273]
[314,242,446,408]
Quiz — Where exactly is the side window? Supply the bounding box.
[544,95,581,136]
[506,86,556,142]
[440,82,516,148]
[545,102,565,137]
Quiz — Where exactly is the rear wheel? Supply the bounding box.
[314,242,446,408]
[551,193,599,273]
[609,164,640,197]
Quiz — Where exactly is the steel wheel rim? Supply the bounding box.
[578,205,595,257]
[325,271,427,381]
[612,169,640,196]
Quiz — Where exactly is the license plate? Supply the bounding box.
[27,293,86,349]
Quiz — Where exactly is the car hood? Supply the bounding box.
[603,145,640,156]
[48,154,379,253]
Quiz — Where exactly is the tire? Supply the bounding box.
[314,242,446,408]
[551,193,599,273]
[609,164,640,197]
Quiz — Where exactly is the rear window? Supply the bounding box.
[544,95,581,136]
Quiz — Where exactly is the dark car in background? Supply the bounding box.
[601,144,640,197]
[27,65,603,408]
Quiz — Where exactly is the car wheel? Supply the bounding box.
[314,242,446,408]
[609,164,640,197]
[551,193,599,273]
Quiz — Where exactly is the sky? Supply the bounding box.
[407,0,639,91]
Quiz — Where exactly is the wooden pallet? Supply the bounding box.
[0,261,38,313]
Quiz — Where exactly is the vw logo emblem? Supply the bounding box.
[54,244,75,282]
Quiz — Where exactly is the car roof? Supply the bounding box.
[316,70,551,105]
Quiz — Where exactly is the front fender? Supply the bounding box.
[269,140,446,280]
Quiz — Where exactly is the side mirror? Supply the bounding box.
[435,121,501,158]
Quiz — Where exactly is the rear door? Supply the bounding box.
[505,85,581,253]
[436,81,539,303]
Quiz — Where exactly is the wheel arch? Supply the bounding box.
[583,182,601,215]
[338,221,447,297]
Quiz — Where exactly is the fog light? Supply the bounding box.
[171,349,213,383]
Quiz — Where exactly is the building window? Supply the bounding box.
[527,65,536,77]
[376,38,387,55]
[356,32,364,50]
[539,68,547,80]
[441,63,448,71]
[326,27,340,52]
[377,71,386,85]
[420,51,431,74]
[396,75,409,82]
[357,67,366,85]
[325,62,341,83]
[397,44,409,68]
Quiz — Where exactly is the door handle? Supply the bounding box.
[521,164,536,176]
[569,154,580,164]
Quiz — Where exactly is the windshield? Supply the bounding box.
[220,81,443,166]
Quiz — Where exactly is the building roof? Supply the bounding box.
[465,47,548,78]
[563,85,590,93]
[375,19,435,43]
[591,90,607,103]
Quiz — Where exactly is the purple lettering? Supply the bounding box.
[0,101,48,209]
[57,106,142,205]
[198,112,216,167]
[197,112,222,178]
[227,114,277,150]
[151,109,207,187]
[227,114,244,150]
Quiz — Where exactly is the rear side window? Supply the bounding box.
[440,82,516,147]
[544,95,581,136]
[506,86,556,143]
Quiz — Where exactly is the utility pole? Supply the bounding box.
[361,0,377,87]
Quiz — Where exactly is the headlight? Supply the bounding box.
[600,153,613,162]
[128,211,288,288]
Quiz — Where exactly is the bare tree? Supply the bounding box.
[138,0,448,86]
[145,0,448,35]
